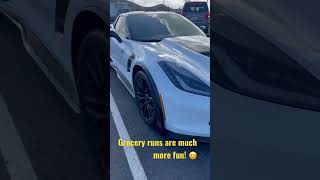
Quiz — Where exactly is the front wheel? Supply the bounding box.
[133,71,165,133]
[76,29,108,174]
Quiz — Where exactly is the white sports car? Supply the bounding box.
[110,11,210,139]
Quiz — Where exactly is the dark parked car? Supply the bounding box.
[182,1,209,33]
[212,1,320,180]
[0,0,108,172]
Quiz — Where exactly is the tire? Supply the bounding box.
[76,29,108,175]
[133,71,165,133]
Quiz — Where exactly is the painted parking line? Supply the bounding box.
[110,92,147,180]
[0,94,38,180]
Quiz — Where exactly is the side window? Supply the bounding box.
[115,17,128,38]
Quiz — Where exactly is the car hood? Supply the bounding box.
[133,35,210,86]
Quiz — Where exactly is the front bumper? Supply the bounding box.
[143,54,210,139]
[166,130,210,143]
[160,87,210,138]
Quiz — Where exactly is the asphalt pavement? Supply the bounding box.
[110,68,210,180]
[0,12,104,180]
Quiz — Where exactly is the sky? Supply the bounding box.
[131,0,209,9]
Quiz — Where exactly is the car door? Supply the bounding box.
[212,1,320,180]
[110,17,123,64]
[19,0,55,41]
[111,16,132,73]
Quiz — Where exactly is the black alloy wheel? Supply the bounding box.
[134,71,162,127]
[76,29,108,175]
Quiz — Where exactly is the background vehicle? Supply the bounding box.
[110,12,210,139]
[212,1,320,179]
[182,1,209,34]
[110,2,118,22]
[0,0,108,172]
[110,1,130,22]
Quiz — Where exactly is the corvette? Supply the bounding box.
[0,0,108,172]
[110,11,210,139]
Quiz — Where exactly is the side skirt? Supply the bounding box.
[110,64,135,97]
[0,9,80,113]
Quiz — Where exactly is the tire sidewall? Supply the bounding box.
[75,30,108,174]
[134,71,162,126]
[76,30,108,122]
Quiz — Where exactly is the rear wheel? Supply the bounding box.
[76,29,108,174]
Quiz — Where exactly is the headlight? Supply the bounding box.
[158,61,210,97]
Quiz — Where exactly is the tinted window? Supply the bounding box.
[127,13,206,42]
[183,2,208,13]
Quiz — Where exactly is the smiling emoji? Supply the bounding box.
[189,151,197,160]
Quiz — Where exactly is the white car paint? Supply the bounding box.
[110,30,210,138]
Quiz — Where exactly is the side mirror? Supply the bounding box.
[110,31,122,43]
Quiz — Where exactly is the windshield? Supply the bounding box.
[127,13,206,42]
